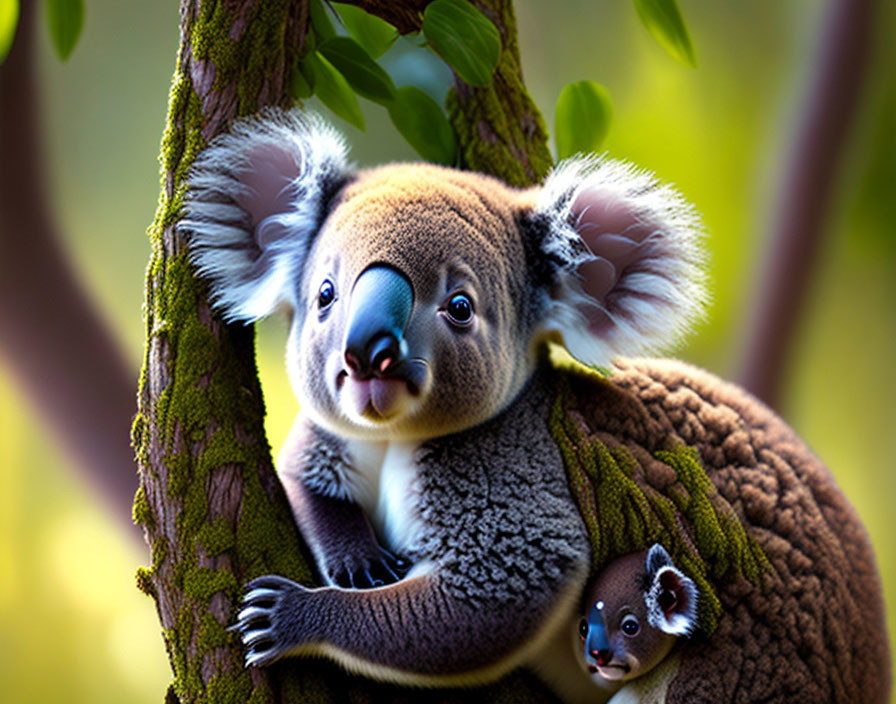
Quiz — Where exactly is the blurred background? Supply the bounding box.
[0,0,894,701]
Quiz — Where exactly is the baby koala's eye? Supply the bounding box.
[318,279,336,310]
[443,293,474,327]
[621,615,640,637]
[578,618,588,640]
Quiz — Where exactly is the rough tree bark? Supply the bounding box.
[133,1,559,702]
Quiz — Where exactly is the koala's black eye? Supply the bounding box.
[578,618,588,640]
[621,615,640,637]
[318,279,336,309]
[444,293,473,326]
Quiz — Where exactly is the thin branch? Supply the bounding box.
[0,0,138,532]
[738,0,876,409]
[338,0,428,34]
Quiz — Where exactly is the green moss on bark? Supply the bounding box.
[550,372,768,634]
[135,2,313,703]
[446,0,553,187]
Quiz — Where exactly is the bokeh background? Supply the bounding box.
[1,0,894,701]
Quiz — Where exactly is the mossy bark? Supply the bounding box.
[135,1,558,702]
[446,0,554,186]
[133,3,315,702]
[342,0,554,187]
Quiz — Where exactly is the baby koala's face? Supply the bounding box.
[578,546,698,682]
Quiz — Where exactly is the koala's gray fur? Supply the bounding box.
[180,109,890,703]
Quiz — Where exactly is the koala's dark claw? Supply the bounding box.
[331,570,352,589]
[363,569,385,588]
[380,546,411,573]
[326,549,411,590]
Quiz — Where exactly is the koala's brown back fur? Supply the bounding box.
[568,358,890,703]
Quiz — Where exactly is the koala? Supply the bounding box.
[180,109,890,703]
[579,545,698,687]
[534,544,699,704]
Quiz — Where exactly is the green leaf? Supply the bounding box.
[0,0,19,65]
[308,0,336,42]
[387,86,457,165]
[290,60,314,100]
[332,3,398,59]
[422,0,500,87]
[308,51,365,131]
[554,81,613,160]
[318,36,395,105]
[632,0,697,67]
[45,0,84,61]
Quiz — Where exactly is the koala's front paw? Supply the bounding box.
[233,575,312,668]
[324,544,410,590]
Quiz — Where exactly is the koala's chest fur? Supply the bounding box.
[342,438,424,554]
[344,374,591,598]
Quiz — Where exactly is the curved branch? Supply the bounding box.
[737,0,876,409]
[0,0,138,531]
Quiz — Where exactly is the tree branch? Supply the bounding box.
[339,0,429,34]
[446,0,553,186]
[134,2,316,701]
[0,0,138,531]
[342,0,553,186]
[737,0,876,409]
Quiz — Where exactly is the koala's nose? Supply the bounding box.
[344,265,413,378]
[591,648,613,667]
[345,332,401,377]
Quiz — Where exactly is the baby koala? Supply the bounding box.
[579,544,699,685]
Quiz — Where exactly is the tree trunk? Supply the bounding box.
[133,1,558,702]
[737,0,875,409]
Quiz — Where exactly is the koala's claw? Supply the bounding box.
[327,546,411,590]
[234,575,308,668]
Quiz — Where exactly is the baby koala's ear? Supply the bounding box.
[643,544,699,637]
[179,109,351,322]
[524,156,707,368]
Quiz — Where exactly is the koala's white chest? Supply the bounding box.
[345,439,422,553]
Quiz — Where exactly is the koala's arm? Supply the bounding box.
[277,418,407,588]
[239,376,590,683]
[239,557,582,682]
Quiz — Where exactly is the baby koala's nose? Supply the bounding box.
[591,648,613,667]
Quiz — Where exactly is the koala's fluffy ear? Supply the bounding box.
[525,156,707,367]
[179,109,351,322]
[643,544,698,637]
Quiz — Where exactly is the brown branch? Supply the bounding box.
[0,0,138,532]
[134,2,316,700]
[446,0,553,186]
[737,0,876,409]
[343,0,553,186]
[338,0,428,34]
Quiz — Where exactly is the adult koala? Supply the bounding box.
[180,109,890,704]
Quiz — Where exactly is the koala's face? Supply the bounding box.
[183,111,706,443]
[580,553,675,682]
[290,165,536,440]
[578,547,698,683]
